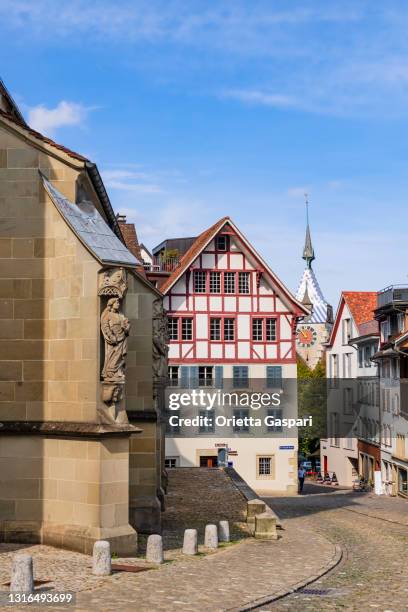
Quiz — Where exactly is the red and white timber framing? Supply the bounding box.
[162,219,308,364]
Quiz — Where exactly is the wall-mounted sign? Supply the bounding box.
[279,445,295,450]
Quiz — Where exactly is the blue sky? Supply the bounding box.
[1,0,408,306]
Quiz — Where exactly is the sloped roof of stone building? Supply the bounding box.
[42,175,139,266]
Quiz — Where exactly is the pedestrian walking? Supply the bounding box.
[298,464,306,493]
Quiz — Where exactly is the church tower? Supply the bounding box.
[295,198,332,369]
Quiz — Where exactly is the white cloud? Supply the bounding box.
[27,100,90,136]
[222,89,297,109]
[287,186,310,199]
[102,168,163,194]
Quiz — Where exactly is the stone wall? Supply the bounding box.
[0,121,141,553]
[125,272,165,533]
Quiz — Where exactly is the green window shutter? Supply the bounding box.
[215,366,223,389]
[266,366,282,388]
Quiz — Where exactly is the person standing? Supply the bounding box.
[298,464,306,493]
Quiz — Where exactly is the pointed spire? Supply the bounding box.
[302,194,315,268]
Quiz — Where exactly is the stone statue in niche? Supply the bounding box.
[100,297,130,381]
[98,268,130,424]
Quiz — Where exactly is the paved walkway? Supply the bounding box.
[5,476,406,610]
[0,470,338,611]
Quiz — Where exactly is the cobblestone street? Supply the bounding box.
[1,474,407,611]
[260,482,408,611]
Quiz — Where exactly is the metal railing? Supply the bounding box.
[377,285,408,308]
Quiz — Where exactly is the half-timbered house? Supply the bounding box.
[160,217,308,493]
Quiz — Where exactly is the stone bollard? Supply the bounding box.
[254,513,278,540]
[219,520,230,543]
[92,540,111,576]
[246,499,266,524]
[146,534,164,564]
[204,524,218,549]
[10,554,34,593]
[182,529,198,555]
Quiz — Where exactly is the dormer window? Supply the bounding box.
[216,235,228,251]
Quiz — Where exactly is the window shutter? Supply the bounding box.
[215,366,223,389]
[266,366,282,388]
[180,366,190,388]
[189,366,199,389]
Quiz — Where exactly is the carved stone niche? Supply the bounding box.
[98,268,130,424]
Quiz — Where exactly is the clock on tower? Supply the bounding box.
[296,325,318,348]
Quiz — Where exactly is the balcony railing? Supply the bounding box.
[377,285,408,308]
[144,256,180,273]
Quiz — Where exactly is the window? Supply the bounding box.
[358,347,364,368]
[267,408,282,432]
[257,455,274,479]
[224,272,235,293]
[166,418,180,435]
[168,317,178,340]
[210,318,221,340]
[343,387,353,414]
[199,366,213,387]
[266,318,277,341]
[364,346,371,367]
[181,318,193,340]
[165,457,178,468]
[343,352,352,378]
[252,318,263,341]
[199,409,215,433]
[266,366,282,389]
[194,270,206,293]
[209,271,221,293]
[342,318,352,344]
[233,366,249,388]
[168,366,179,387]
[216,235,228,251]
[238,272,250,294]
[233,408,249,432]
[224,318,235,341]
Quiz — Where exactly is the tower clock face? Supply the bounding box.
[297,325,317,347]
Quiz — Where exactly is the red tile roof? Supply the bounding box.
[0,108,88,162]
[343,291,378,327]
[117,220,143,262]
[160,217,230,293]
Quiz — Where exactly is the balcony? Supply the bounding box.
[377,285,408,309]
[144,256,180,273]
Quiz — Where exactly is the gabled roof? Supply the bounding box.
[42,174,139,267]
[328,291,377,347]
[160,216,309,315]
[0,91,122,239]
[343,292,378,327]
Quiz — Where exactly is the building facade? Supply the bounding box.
[0,79,166,552]
[321,292,377,486]
[373,285,408,497]
[159,217,308,493]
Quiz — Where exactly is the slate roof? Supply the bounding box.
[41,175,139,266]
[296,266,330,324]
